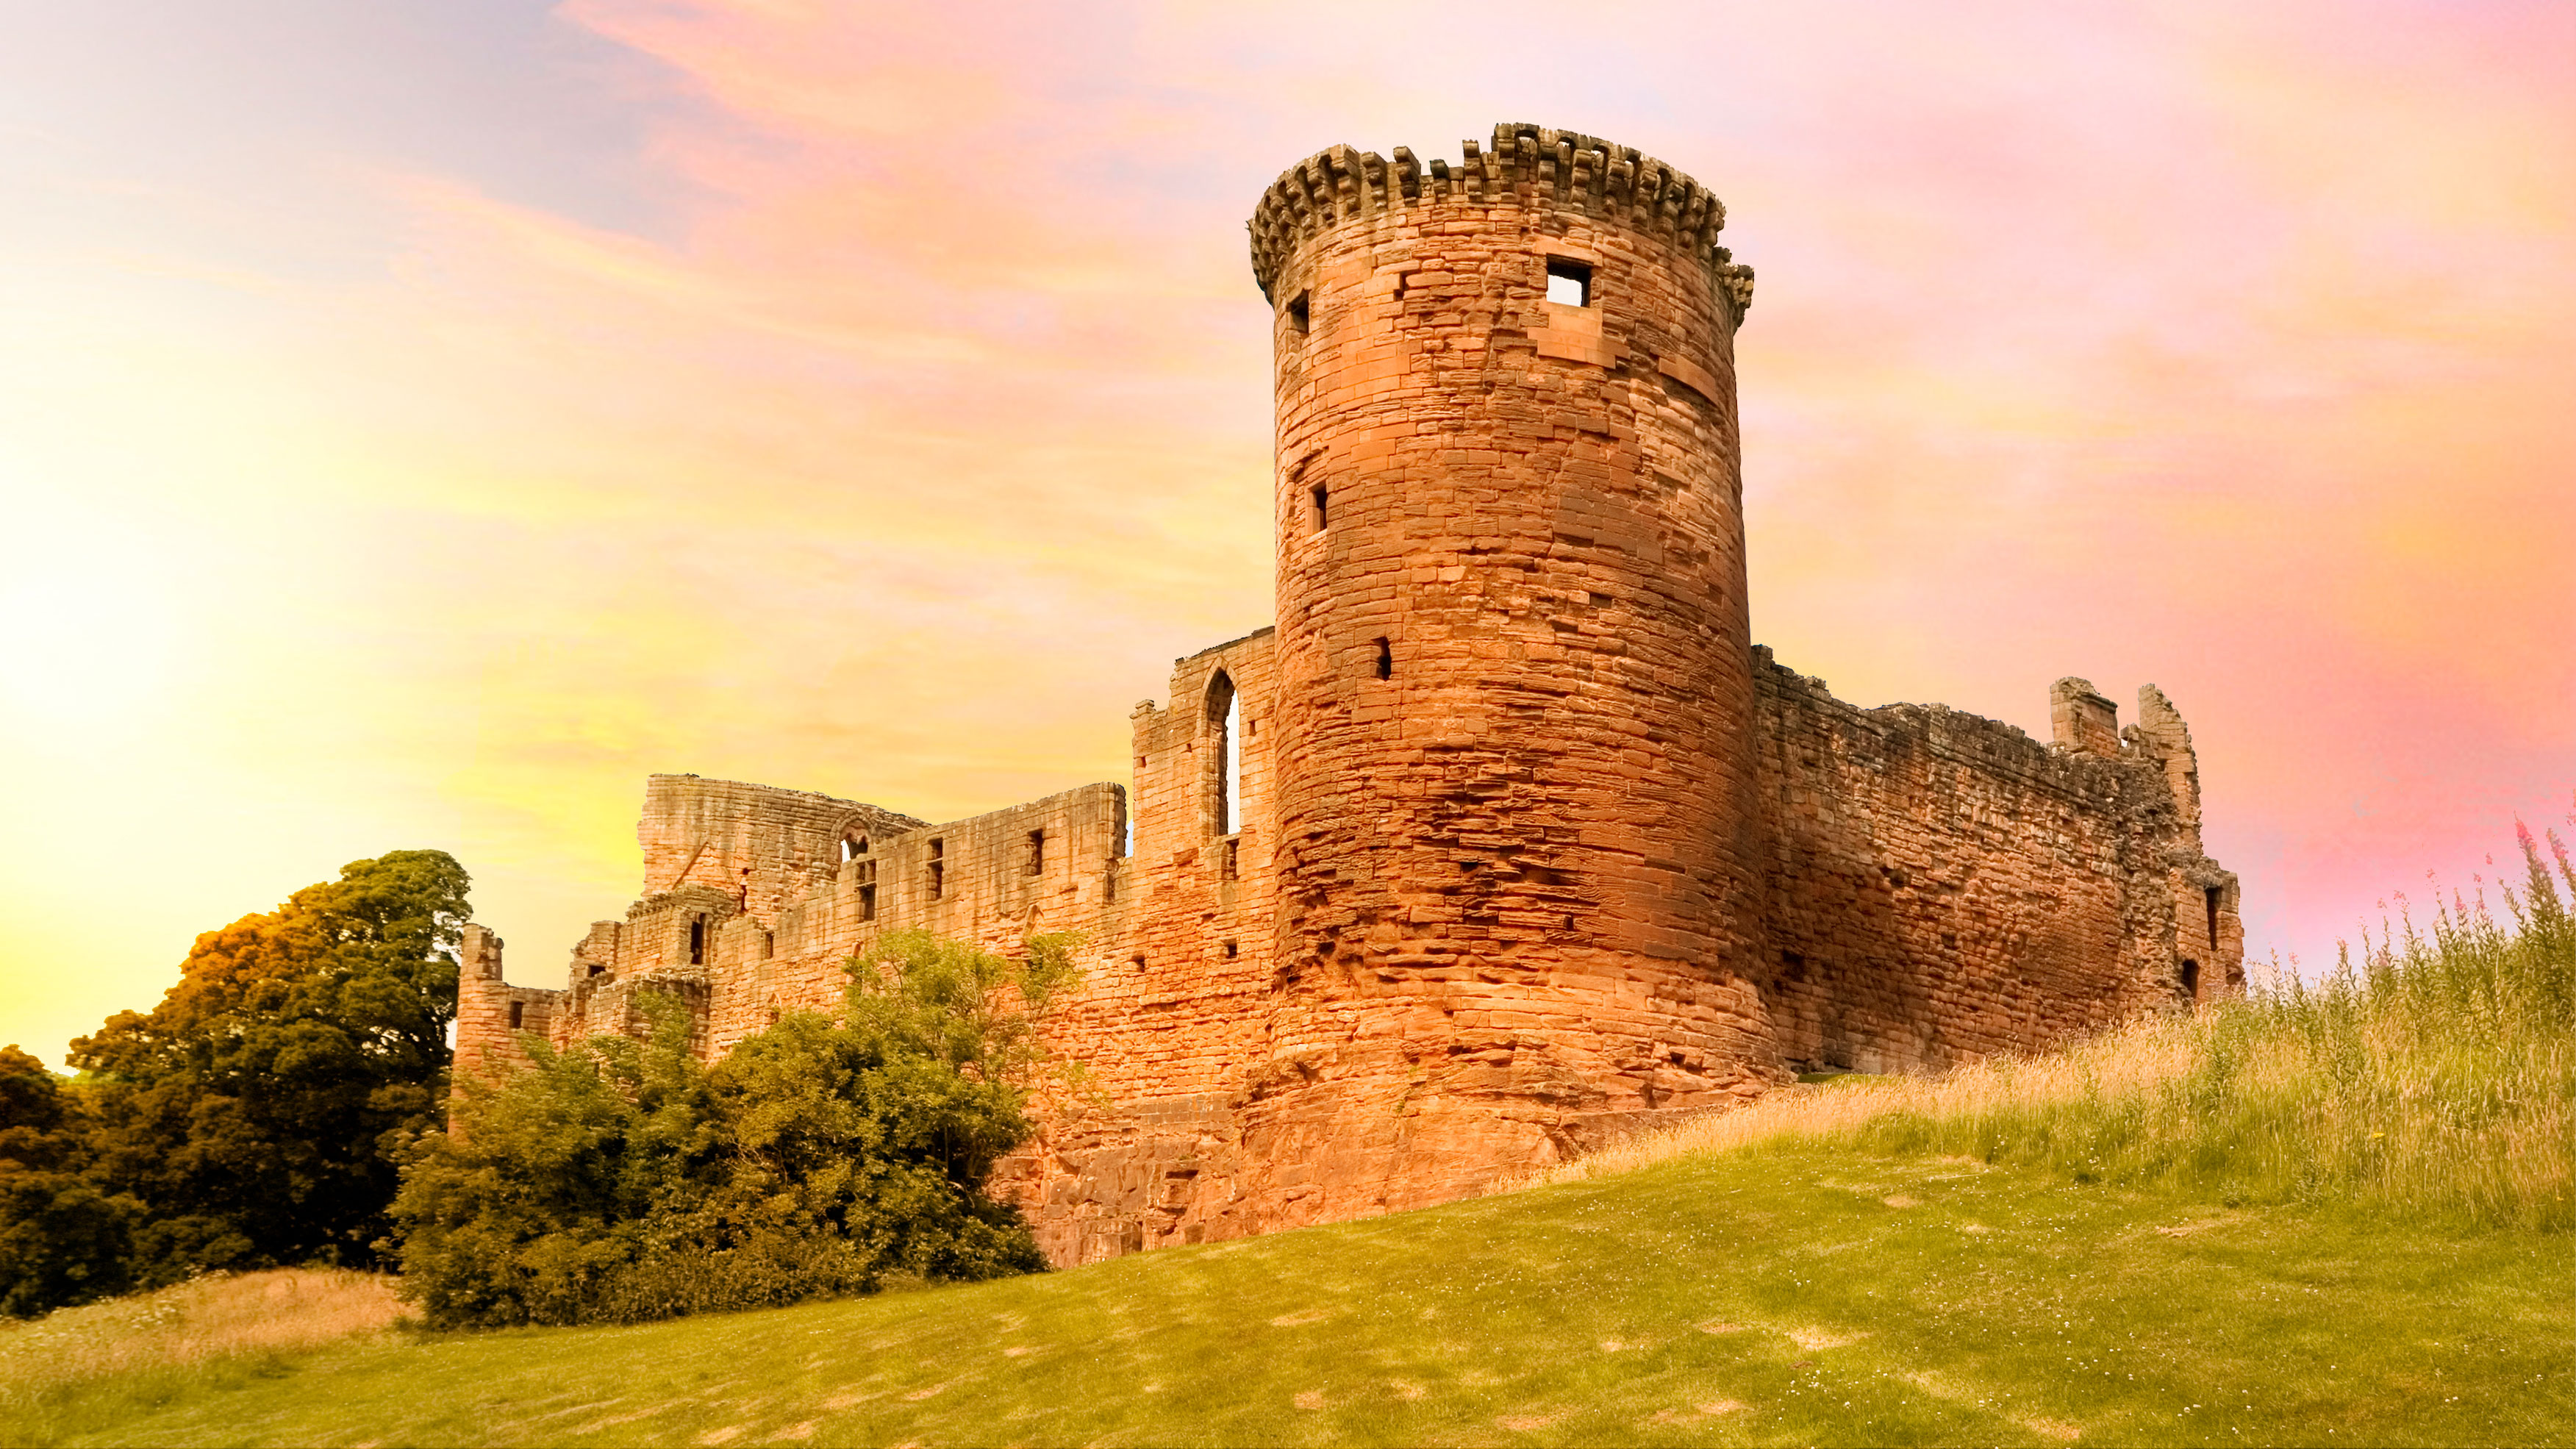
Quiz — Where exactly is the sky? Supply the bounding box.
[3,0,2571,1066]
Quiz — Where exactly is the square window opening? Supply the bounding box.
[1310,484,1328,532]
[1546,257,1592,307]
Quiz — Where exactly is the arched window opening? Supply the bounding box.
[1206,670,1240,838]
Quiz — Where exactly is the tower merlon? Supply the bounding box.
[2050,677,2122,758]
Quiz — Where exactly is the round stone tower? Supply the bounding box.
[1242,124,1778,1214]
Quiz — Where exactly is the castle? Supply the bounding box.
[454,124,2243,1267]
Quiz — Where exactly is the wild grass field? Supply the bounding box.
[6,835,2569,1448]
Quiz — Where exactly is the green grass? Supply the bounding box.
[15,1142,2569,1448]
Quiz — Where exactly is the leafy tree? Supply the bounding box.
[67,850,470,1284]
[392,929,1070,1328]
[0,1046,139,1317]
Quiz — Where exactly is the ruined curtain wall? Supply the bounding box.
[1750,650,2214,1073]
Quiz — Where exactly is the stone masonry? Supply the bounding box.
[454,124,2243,1267]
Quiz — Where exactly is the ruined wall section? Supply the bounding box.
[995,629,1281,1265]
[1752,651,2243,1073]
[451,926,567,1106]
[700,782,1132,1057]
[637,774,927,924]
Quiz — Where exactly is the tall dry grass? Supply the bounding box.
[1550,825,2576,1231]
[0,1267,404,1435]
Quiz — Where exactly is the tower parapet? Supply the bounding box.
[1248,124,1752,318]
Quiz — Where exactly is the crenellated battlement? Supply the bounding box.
[1247,123,1752,310]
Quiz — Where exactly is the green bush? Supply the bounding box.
[390,929,1072,1328]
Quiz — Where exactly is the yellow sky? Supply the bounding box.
[4,0,2572,1063]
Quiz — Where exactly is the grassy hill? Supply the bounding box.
[11,842,2570,1447]
[7,1139,2568,1448]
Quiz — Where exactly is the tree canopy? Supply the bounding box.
[55,849,471,1289]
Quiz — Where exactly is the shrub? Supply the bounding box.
[390,930,1072,1328]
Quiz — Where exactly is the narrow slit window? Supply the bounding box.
[1546,257,1592,306]
[1223,837,1240,881]
[1310,484,1328,532]
[1286,291,1310,334]
[508,1001,524,1029]
[688,915,706,965]
[2203,885,2223,949]
[927,837,945,901]
[1374,637,1392,680]
[1026,829,1045,876]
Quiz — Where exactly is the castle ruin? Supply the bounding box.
[454,124,2243,1267]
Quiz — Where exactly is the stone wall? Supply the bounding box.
[1751,654,2239,1076]
[638,773,926,925]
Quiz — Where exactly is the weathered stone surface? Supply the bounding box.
[451,124,2242,1270]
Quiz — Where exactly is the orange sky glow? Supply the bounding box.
[4,0,2571,1065]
